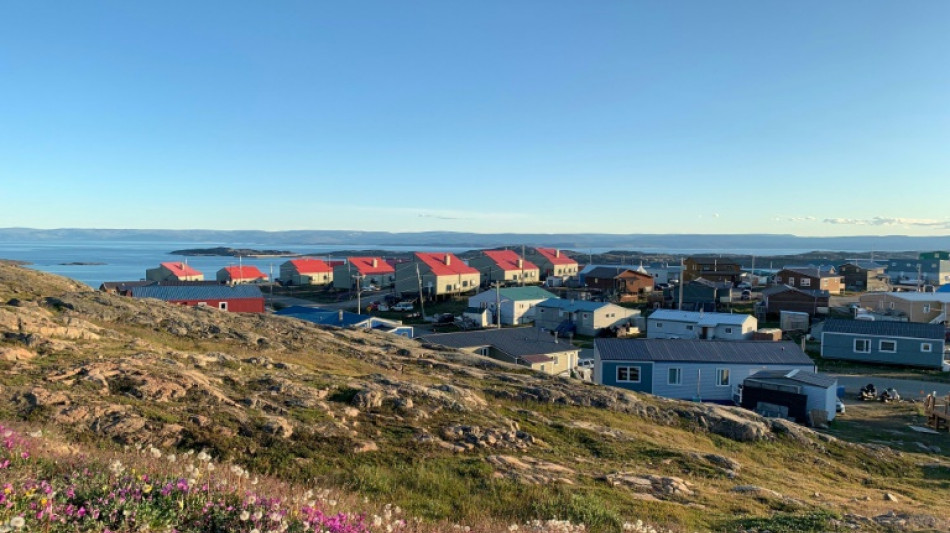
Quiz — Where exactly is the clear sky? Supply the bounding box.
[1,2,948,235]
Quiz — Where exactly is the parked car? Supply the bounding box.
[578,359,594,369]
[392,301,415,312]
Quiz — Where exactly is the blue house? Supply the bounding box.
[275,306,414,338]
[819,318,946,369]
[594,339,815,403]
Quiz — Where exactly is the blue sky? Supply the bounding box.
[1,2,948,235]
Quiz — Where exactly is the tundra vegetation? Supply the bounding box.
[0,263,947,532]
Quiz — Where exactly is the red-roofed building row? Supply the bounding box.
[216,265,268,285]
[468,249,540,286]
[146,262,205,282]
[395,252,481,297]
[525,248,579,285]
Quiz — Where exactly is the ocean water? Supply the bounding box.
[0,240,857,288]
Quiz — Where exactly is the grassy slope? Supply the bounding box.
[0,263,948,532]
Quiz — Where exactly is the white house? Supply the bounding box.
[468,286,558,326]
[647,310,756,340]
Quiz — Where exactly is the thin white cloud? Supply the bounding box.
[823,217,950,228]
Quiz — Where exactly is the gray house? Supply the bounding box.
[594,339,815,403]
[417,327,579,376]
[819,318,947,369]
[646,309,756,340]
[534,299,640,337]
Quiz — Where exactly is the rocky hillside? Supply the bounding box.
[0,262,947,532]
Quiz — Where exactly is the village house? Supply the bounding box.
[856,291,950,324]
[820,318,947,369]
[886,251,950,288]
[333,257,395,290]
[761,285,830,317]
[216,265,268,285]
[524,248,579,285]
[417,327,580,376]
[837,261,889,292]
[467,250,540,286]
[145,262,204,282]
[533,299,640,337]
[773,267,843,295]
[646,309,756,340]
[594,338,816,403]
[682,257,741,285]
[278,258,334,286]
[583,266,654,299]
[129,284,265,313]
[666,278,733,311]
[394,252,480,298]
[467,286,558,326]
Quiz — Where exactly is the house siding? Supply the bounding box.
[599,361,654,393]
[820,331,946,368]
[646,317,755,340]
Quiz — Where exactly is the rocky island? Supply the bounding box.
[170,246,297,257]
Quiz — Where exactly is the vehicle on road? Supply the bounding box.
[392,301,415,312]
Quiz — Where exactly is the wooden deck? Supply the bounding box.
[924,393,950,432]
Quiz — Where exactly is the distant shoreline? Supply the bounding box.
[170,247,298,258]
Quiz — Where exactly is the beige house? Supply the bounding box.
[534,299,640,337]
[333,257,395,290]
[145,262,204,282]
[395,252,480,298]
[278,258,334,286]
[468,249,540,286]
[417,327,579,376]
[525,248,579,282]
[857,292,950,324]
[216,265,267,285]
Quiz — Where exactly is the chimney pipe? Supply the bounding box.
[555,249,560,258]
[517,259,523,268]
[444,254,451,266]
[372,258,378,268]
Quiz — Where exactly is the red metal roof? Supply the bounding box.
[415,252,479,276]
[482,250,539,272]
[347,256,395,275]
[160,262,203,278]
[535,248,577,266]
[220,265,268,281]
[288,258,333,274]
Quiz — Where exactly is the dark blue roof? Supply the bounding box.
[418,327,576,357]
[821,318,945,340]
[130,284,262,300]
[746,369,837,388]
[596,339,813,365]
[274,306,370,327]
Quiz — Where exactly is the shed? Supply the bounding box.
[741,369,838,425]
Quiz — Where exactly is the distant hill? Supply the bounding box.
[2,227,949,252]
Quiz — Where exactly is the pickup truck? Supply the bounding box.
[391,302,415,312]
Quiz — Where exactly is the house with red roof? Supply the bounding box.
[333,257,396,290]
[216,265,268,285]
[468,250,540,286]
[395,252,481,298]
[145,262,205,282]
[278,258,334,286]
[525,248,579,285]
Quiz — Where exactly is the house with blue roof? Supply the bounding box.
[820,318,947,369]
[594,338,815,402]
[533,299,639,337]
[275,306,413,337]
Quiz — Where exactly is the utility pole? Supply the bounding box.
[415,263,426,320]
[354,274,362,313]
[678,256,684,310]
[495,281,502,328]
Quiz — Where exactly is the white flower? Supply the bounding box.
[269,512,282,522]
[253,510,264,521]
[250,529,260,533]
[240,511,250,521]
[149,446,162,458]
[109,460,125,475]
[10,517,26,529]
[197,450,212,462]
[166,454,177,463]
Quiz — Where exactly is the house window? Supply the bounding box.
[921,343,933,353]
[889,302,895,310]
[616,366,641,383]
[445,284,452,291]
[655,322,663,328]
[775,276,782,282]
[879,340,897,353]
[923,304,931,313]
[462,280,469,287]
[686,325,693,331]
[716,368,730,387]
[218,302,228,311]
[553,357,559,366]
[788,277,795,285]
[800,278,811,287]
[668,368,682,385]
[724,327,733,334]
[540,364,546,373]
[854,339,871,353]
